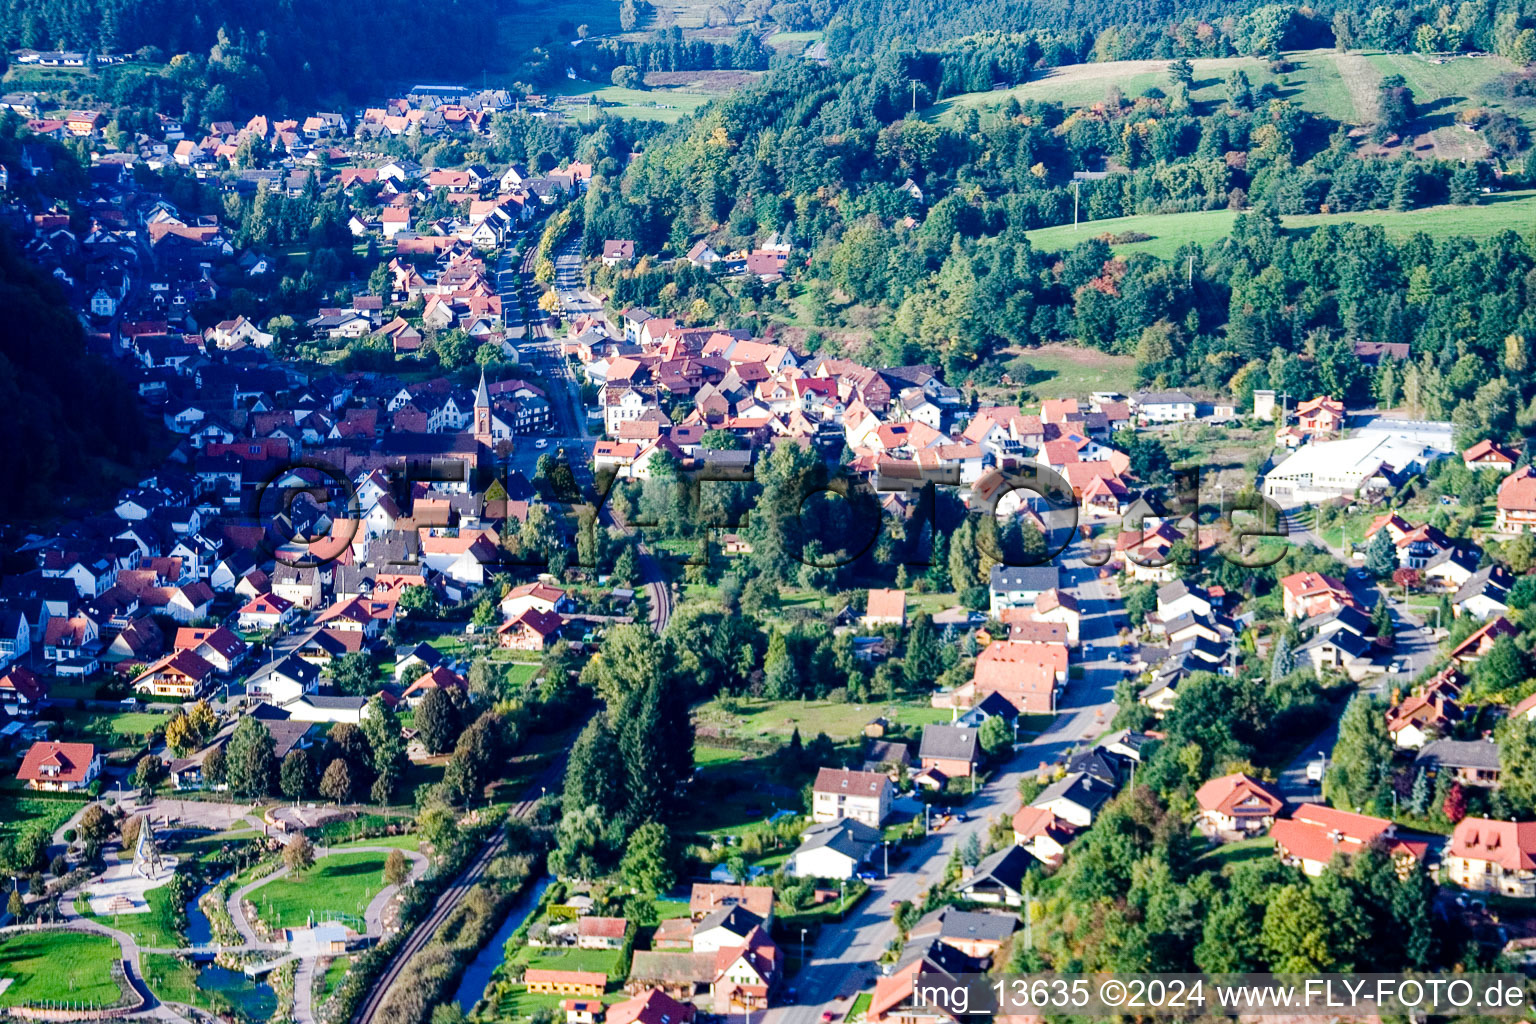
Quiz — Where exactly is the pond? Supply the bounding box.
[196,965,278,1021]
[453,875,552,1014]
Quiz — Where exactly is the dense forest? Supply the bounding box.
[0,0,503,108]
[0,227,153,520]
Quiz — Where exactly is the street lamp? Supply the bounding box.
[800,927,808,966]
[882,840,889,878]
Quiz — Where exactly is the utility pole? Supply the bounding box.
[1072,180,1081,230]
[911,78,918,112]
[1187,252,1194,287]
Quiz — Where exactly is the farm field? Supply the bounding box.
[1004,343,1139,398]
[541,71,752,123]
[250,850,390,930]
[0,930,125,1007]
[1024,189,1536,258]
[929,49,1526,130]
[0,790,84,850]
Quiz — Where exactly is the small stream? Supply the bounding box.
[184,882,216,945]
[196,965,278,1021]
[452,875,552,1014]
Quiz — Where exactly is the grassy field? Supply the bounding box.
[693,696,954,743]
[544,80,717,124]
[315,955,350,1004]
[251,851,389,930]
[79,883,183,948]
[506,943,628,980]
[928,48,1524,129]
[325,833,423,852]
[1024,189,1536,258]
[1008,343,1138,397]
[766,30,822,52]
[0,790,84,848]
[0,930,125,1007]
[849,991,873,1020]
[66,711,166,745]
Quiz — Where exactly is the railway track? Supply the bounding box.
[350,758,564,1024]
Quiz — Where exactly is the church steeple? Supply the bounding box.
[473,368,492,443]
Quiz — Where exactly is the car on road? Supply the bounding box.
[1306,759,1326,783]
[857,870,880,880]
[955,811,970,822]
[535,439,548,449]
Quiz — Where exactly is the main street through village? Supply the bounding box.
[765,541,1124,1023]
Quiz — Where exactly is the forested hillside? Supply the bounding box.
[0,228,152,520]
[0,0,502,105]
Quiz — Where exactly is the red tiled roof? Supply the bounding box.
[17,741,96,785]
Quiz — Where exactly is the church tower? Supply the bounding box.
[473,368,493,444]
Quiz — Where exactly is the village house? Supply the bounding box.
[811,767,893,827]
[917,724,981,779]
[1464,439,1519,472]
[955,845,1033,907]
[1445,817,1536,897]
[1497,465,1536,533]
[1415,738,1502,788]
[862,588,907,628]
[1010,805,1078,866]
[1279,572,1355,619]
[16,741,101,791]
[1195,773,1285,834]
[787,817,880,879]
[497,607,564,651]
[1270,804,1426,877]
[131,649,217,699]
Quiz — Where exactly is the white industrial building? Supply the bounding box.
[1262,434,1445,506]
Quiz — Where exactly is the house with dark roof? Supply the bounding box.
[787,818,880,879]
[907,907,1017,960]
[987,565,1060,615]
[918,724,981,779]
[1415,738,1502,788]
[956,845,1033,907]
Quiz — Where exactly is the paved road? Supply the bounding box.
[765,538,1125,1024]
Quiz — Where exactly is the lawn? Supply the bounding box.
[653,897,691,920]
[80,882,183,948]
[1191,835,1276,873]
[693,696,953,743]
[695,745,750,767]
[0,930,125,1007]
[315,955,350,1003]
[1024,189,1536,258]
[766,30,822,52]
[67,711,166,744]
[250,851,390,930]
[326,833,423,852]
[506,944,628,981]
[490,987,629,1022]
[849,992,873,1021]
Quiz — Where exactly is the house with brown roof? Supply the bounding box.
[1279,572,1355,620]
[1450,616,1519,665]
[1446,817,1536,897]
[1498,465,1536,533]
[1195,773,1285,834]
[862,588,907,628]
[1465,439,1519,472]
[173,626,248,673]
[1295,395,1346,435]
[131,649,217,699]
[688,884,774,924]
[605,989,694,1024]
[17,741,100,791]
[577,916,629,950]
[0,666,46,716]
[811,767,893,827]
[602,240,636,266]
[497,608,563,651]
